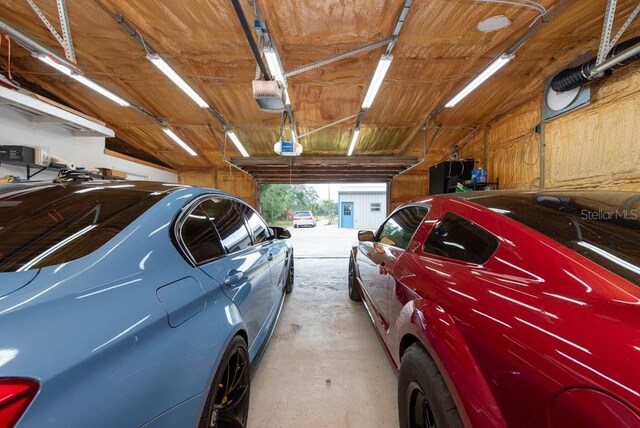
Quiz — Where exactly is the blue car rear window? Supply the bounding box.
[0,183,168,272]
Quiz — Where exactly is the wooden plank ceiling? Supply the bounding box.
[0,0,638,182]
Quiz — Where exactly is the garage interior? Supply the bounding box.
[0,0,639,426]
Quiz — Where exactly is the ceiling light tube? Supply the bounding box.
[264,47,284,83]
[227,131,250,157]
[147,54,209,108]
[347,128,361,156]
[264,48,291,106]
[37,55,72,75]
[71,75,131,107]
[163,128,198,156]
[361,54,393,109]
[37,55,131,107]
[445,53,514,108]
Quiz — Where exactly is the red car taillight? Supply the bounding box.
[0,379,39,428]
[293,217,300,220]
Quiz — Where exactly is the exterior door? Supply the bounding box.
[341,201,354,228]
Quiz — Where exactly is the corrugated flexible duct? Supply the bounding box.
[551,37,640,92]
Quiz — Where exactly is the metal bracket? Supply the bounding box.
[25,0,76,62]
[56,0,75,62]
[597,0,618,66]
[284,38,393,78]
[609,3,640,51]
[596,1,640,66]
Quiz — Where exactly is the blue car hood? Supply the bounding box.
[0,270,39,298]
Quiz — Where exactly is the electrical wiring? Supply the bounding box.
[521,131,540,167]
[473,0,546,15]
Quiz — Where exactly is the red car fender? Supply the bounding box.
[395,298,506,428]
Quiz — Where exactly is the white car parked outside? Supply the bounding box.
[293,210,316,228]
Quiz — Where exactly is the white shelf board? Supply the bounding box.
[0,85,114,138]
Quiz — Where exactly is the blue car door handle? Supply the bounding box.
[224,270,244,286]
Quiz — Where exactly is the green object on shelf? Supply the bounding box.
[455,183,472,192]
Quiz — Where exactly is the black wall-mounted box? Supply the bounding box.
[0,146,36,164]
[429,160,474,195]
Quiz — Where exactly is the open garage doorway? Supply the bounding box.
[249,181,397,426]
[258,181,387,230]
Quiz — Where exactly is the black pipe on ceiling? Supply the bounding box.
[551,37,640,92]
[230,0,272,81]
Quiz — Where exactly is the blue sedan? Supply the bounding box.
[0,181,294,427]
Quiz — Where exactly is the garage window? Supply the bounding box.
[370,203,381,212]
[424,212,498,264]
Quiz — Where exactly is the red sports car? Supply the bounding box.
[348,190,640,428]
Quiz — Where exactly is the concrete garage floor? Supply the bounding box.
[248,222,398,427]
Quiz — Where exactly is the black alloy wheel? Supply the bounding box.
[406,382,437,428]
[285,254,294,293]
[398,344,463,428]
[348,257,361,301]
[200,336,250,428]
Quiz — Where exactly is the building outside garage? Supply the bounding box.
[338,187,387,229]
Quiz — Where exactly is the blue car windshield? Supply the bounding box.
[0,183,170,272]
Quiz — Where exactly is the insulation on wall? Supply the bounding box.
[544,66,640,190]
[460,128,484,166]
[485,99,541,189]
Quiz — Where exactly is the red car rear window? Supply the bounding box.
[468,192,640,287]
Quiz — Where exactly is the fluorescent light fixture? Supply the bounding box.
[264,47,291,106]
[38,55,72,75]
[147,54,209,108]
[37,55,131,107]
[445,53,514,108]
[361,54,393,109]
[71,75,131,107]
[283,87,291,106]
[227,131,250,157]
[347,128,361,156]
[163,128,198,156]
[264,48,284,82]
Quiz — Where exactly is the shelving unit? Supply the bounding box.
[465,178,500,191]
[0,160,121,180]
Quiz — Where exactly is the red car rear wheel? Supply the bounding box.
[398,344,462,428]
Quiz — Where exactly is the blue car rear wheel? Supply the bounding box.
[200,335,250,428]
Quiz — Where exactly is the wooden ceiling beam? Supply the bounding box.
[257,177,389,183]
[230,156,418,166]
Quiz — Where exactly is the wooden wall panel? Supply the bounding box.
[544,67,640,190]
[390,173,428,210]
[178,170,216,188]
[216,170,258,207]
[178,168,257,207]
